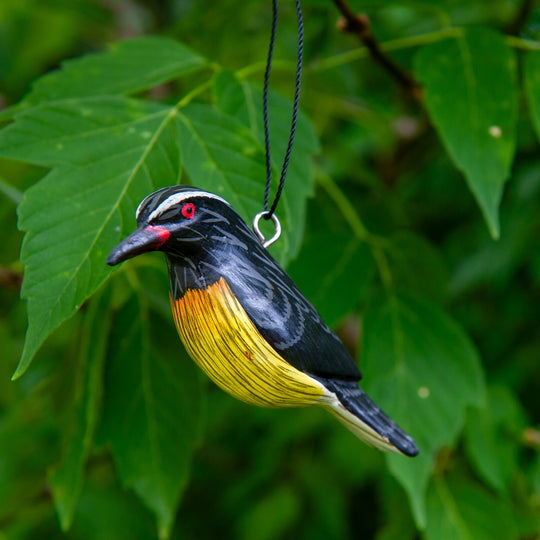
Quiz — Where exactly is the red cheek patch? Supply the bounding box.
[147,225,170,248]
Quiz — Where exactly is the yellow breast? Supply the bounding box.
[170,277,325,408]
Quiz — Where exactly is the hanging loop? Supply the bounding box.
[252,211,281,248]
[255,0,302,247]
[260,0,304,221]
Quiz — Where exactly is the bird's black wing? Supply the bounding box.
[213,237,362,382]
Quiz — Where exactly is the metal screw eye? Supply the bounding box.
[252,211,281,249]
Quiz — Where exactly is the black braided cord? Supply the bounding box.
[262,0,304,218]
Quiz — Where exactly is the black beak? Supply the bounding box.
[106,225,170,266]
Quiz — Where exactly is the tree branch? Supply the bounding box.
[0,267,22,291]
[506,0,535,36]
[331,0,422,100]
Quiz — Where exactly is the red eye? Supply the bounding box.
[181,202,195,219]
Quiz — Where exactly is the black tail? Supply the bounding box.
[318,378,419,457]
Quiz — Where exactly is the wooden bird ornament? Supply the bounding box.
[107,185,418,457]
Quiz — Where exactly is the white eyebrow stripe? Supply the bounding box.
[143,191,230,221]
[135,194,152,219]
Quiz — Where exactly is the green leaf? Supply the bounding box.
[49,285,112,530]
[177,102,313,266]
[288,231,375,327]
[70,475,158,540]
[415,28,517,239]
[0,0,85,101]
[0,97,181,378]
[376,474,417,540]
[214,71,319,157]
[213,71,319,263]
[0,174,24,204]
[0,397,59,522]
[525,51,540,143]
[237,486,300,540]
[385,232,448,303]
[425,476,519,540]
[464,385,526,495]
[449,203,536,295]
[176,104,271,246]
[3,36,206,118]
[213,71,248,120]
[362,294,485,527]
[98,295,204,539]
[295,457,351,539]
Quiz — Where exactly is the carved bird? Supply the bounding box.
[107,185,418,457]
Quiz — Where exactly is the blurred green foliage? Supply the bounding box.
[0,0,539,538]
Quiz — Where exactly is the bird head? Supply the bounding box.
[106,185,240,266]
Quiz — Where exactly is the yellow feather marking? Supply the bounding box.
[171,277,325,408]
